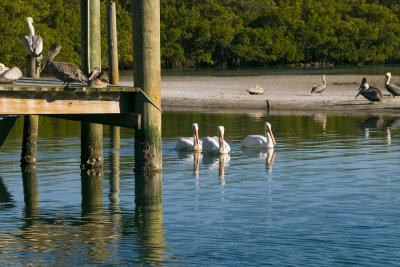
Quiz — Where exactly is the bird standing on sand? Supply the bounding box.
[241,122,276,149]
[88,67,109,88]
[0,63,23,84]
[385,72,400,97]
[42,43,88,88]
[311,75,327,95]
[176,123,203,152]
[22,17,43,62]
[356,77,383,103]
[203,126,230,154]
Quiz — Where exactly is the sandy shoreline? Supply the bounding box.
[137,74,400,115]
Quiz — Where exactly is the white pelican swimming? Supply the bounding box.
[0,63,23,84]
[241,122,276,148]
[175,123,202,152]
[202,126,230,154]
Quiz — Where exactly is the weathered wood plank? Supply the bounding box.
[46,114,141,129]
[0,91,135,114]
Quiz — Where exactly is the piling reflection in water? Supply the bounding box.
[109,126,120,210]
[134,171,165,264]
[21,163,39,223]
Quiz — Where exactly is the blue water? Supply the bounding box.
[1,113,400,265]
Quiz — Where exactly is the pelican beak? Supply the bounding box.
[41,47,53,72]
[355,89,361,99]
[267,126,277,147]
[219,131,225,153]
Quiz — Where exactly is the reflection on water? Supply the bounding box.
[1,113,400,265]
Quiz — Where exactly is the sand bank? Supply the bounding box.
[151,74,400,115]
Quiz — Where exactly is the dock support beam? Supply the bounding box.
[132,0,162,174]
[21,56,40,166]
[132,0,162,205]
[107,2,119,85]
[80,0,103,169]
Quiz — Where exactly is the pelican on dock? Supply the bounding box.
[241,122,276,149]
[385,72,400,97]
[311,75,327,95]
[356,77,383,103]
[247,85,264,95]
[88,67,108,88]
[175,123,202,152]
[203,126,230,154]
[42,43,88,88]
[0,63,23,84]
[22,17,43,60]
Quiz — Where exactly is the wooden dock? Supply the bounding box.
[0,77,141,129]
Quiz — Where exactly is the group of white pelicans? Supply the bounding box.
[176,122,276,154]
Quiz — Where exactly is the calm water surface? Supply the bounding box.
[1,112,400,265]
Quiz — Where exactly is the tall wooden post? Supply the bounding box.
[80,0,103,169]
[132,0,162,174]
[107,2,119,85]
[21,56,40,166]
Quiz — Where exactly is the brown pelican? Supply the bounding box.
[88,67,109,88]
[42,43,88,88]
[356,77,383,103]
[175,123,203,152]
[21,17,43,60]
[385,72,400,97]
[0,63,23,84]
[203,126,230,154]
[241,122,276,149]
[311,75,327,94]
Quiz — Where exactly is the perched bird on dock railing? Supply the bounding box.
[42,43,88,88]
[0,63,23,84]
[311,75,327,95]
[356,77,383,104]
[88,67,109,88]
[22,17,43,62]
[385,72,400,97]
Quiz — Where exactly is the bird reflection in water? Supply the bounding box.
[360,116,384,138]
[203,154,230,185]
[243,147,276,172]
[313,113,327,131]
[385,117,400,145]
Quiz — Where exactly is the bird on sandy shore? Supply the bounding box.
[356,77,383,104]
[241,122,276,149]
[42,43,88,88]
[247,85,264,95]
[88,67,109,88]
[22,17,43,61]
[203,126,230,154]
[384,72,400,97]
[0,63,23,84]
[311,75,327,95]
[176,123,203,152]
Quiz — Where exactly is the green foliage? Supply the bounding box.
[2,0,400,70]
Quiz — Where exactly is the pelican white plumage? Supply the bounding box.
[22,17,43,59]
[241,122,276,149]
[203,126,230,154]
[0,63,23,84]
[175,123,202,152]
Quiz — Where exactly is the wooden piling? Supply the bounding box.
[21,164,39,219]
[132,0,162,174]
[107,2,119,85]
[21,55,40,166]
[80,0,103,169]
